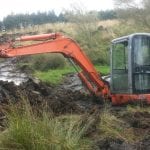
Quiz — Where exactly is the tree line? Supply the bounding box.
[0,10,117,30]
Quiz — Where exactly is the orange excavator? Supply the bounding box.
[0,32,150,105]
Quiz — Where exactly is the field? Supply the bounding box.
[0,20,150,150]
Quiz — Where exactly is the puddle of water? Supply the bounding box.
[0,58,28,85]
[63,74,83,91]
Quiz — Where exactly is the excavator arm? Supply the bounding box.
[0,33,110,99]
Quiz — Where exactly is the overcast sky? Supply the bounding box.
[0,0,114,20]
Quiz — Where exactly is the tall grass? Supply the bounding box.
[0,100,93,150]
[99,110,138,143]
[32,54,66,71]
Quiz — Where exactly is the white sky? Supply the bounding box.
[0,0,114,20]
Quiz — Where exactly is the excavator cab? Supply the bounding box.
[111,33,150,95]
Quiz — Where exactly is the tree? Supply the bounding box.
[98,10,117,20]
[114,0,150,29]
[2,11,60,30]
[58,13,67,22]
[63,6,109,64]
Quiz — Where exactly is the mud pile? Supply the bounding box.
[0,78,97,113]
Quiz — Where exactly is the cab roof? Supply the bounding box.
[112,33,150,43]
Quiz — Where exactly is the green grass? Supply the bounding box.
[0,101,93,150]
[95,65,110,75]
[34,65,110,85]
[34,66,76,85]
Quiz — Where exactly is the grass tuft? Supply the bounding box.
[99,110,137,143]
[0,100,92,150]
[127,105,150,113]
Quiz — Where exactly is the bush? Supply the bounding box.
[32,54,66,71]
[75,27,110,65]
[65,9,110,65]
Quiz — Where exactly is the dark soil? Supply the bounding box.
[0,79,97,114]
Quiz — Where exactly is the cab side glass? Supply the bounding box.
[111,41,129,93]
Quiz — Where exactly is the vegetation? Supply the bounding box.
[34,65,109,85]
[97,10,117,20]
[35,67,75,85]
[1,11,65,30]
[64,8,112,64]
[95,65,110,75]
[114,0,150,30]
[99,110,137,143]
[0,10,117,31]
[0,101,93,150]
[32,54,66,71]
[127,105,150,113]
[0,101,145,150]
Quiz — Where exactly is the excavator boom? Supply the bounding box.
[0,33,110,99]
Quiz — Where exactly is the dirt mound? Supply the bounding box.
[0,77,99,131]
[0,78,96,114]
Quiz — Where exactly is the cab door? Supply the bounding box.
[111,40,129,93]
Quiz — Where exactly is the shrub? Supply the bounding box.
[32,54,66,71]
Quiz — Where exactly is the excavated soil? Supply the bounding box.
[0,79,97,114]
